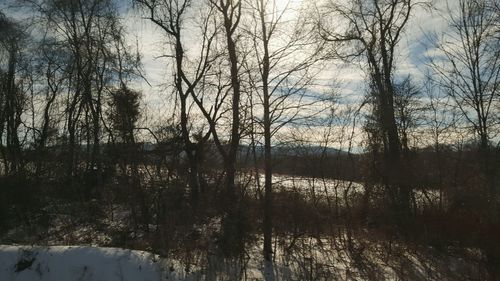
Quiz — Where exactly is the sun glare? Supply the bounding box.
[270,0,303,20]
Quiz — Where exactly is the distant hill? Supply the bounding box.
[238,144,350,158]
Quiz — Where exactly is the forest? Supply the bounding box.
[0,0,499,280]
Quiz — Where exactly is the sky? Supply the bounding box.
[123,0,455,148]
[0,0,463,148]
[0,0,452,105]
[126,0,452,105]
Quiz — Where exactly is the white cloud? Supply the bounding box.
[124,0,459,145]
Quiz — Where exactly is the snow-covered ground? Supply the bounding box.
[246,173,441,207]
[0,245,271,281]
[0,245,165,281]
[0,175,465,281]
[0,240,486,281]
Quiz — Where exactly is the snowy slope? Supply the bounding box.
[0,245,164,281]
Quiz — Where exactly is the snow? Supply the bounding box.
[0,245,164,281]
[0,241,485,281]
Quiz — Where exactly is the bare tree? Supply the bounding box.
[108,86,141,145]
[317,0,427,221]
[246,0,324,261]
[135,0,217,200]
[0,11,27,175]
[31,38,66,178]
[429,0,500,153]
[427,1,500,275]
[208,0,243,196]
[393,75,422,154]
[23,0,139,196]
[422,75,458,211]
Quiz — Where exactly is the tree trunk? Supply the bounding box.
[259,1,273,261]
[222,5,241,194]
